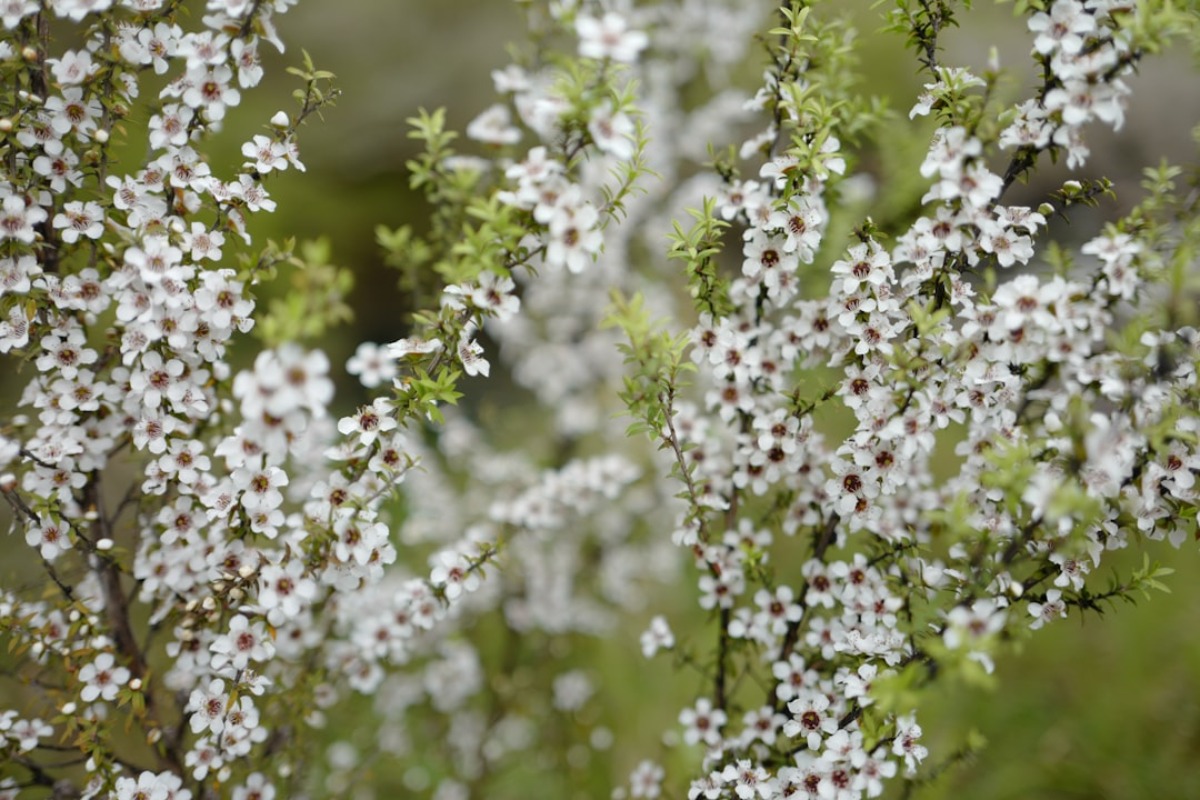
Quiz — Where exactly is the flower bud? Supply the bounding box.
[270,111,290,127]
[96,538,114,551]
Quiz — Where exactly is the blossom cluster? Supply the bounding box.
[613,1,1199,797]
[0,0,657,796]
[0,0,1197,798]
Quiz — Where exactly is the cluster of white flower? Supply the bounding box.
[1006,0,1137,166]
[0,0,656,795]
[1,0,1197,798]
[615,1,1199,798]
[0,0,347,789]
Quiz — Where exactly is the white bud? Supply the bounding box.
[270,111,290,127]
[129,678,142,691]
[238,564,256,579]
[201,596,217,611]
[94,128,109,144]
[96,538,114,551]
[61,702,76,715]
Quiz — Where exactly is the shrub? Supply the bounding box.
[0,1,1198,798]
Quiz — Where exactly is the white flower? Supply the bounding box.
[466,103,521,146]
[187,679,230,735]
[943,599,1006,649]
[0,0,37,28]
[545,204,602,272]
[640,615,674,658]
[257,560,317,625]
[232,773,276,800]
[576,12,649,63]
[629,760,664,799]
[1028,589,1068,629]
[113,770,191,800]
[383,336,443,359]
[79,652,131,703]
[429,547,481,600]
[8,717,52,752]
[587,102,636,159]
[892,714,928,774]
[0,194,48,243]
[457,327,491,378]
[52,0,113,22]
[346,342,399,388]
[26,518,71,561]
[1028,0,1094,55]
[337,398,398,446]
[210,614,274,671]
[679,697,726,747]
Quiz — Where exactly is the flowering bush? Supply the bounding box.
[1,0,1198,798]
